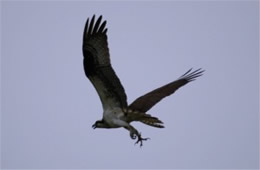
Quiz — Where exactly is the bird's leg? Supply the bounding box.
[125,125,150,147]
[124,125,138,139]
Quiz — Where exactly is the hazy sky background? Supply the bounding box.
[1,1,259,169]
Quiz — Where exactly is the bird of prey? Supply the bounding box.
[82,15,204,146]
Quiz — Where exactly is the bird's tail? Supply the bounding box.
[123,108,164,128]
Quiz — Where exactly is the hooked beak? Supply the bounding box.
[92,124,96,129]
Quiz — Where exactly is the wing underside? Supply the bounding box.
[82,15,127,109]
[129,68,204,113]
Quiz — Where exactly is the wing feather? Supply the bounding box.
[129,68,204,112]
[82,15,127,110]
[88,15,95,34]
[92,16,102,34]
[98,21,107,33]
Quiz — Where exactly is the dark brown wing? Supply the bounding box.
[129,68,204,112]
[82,15,127,110]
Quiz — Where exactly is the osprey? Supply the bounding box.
[82,15,204,146]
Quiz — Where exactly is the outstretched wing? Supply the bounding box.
[129,68,204,112]
[82,15,127,110]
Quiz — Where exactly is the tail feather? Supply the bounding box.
[140,119,164,128]
[123,108,164,128]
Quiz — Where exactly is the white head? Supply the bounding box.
[92,119,110,129]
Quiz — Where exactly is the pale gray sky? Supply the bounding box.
[1,1,259,169]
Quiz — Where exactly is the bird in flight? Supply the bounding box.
[82,15,204,146]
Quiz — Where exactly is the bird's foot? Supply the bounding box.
[127,126,150,147]
[134,134,150,147]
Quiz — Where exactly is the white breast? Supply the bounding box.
[103,107,127,128]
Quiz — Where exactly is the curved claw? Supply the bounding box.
[134,136,150,147]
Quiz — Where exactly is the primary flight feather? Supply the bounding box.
[82,15,204,146]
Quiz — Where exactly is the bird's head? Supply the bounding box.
[92,119,108,129]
